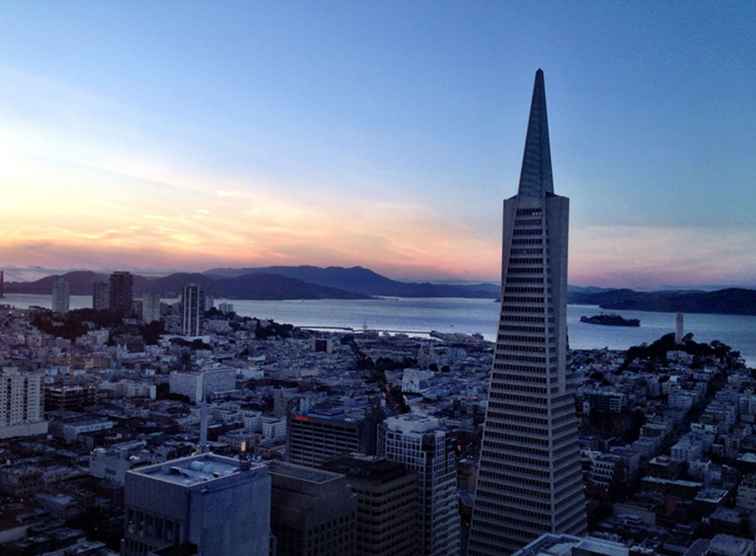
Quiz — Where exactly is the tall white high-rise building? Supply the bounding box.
[142,292,162,323]
[51,276,70,314]
[380,414,460,556]
[181,283,205,336]
[0,368,48,439]
[467,70,586,555]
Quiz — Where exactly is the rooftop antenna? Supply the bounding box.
[198,372,209,453]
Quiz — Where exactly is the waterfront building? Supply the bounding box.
[142,292,162,323]
[109,271,134,317]
[181,283,205,336]
[218,302,234,314]
[268,460,357,556]
[324,455,418,556]
[123,453,271,556]
[0,368,48,439]
[92,280,110,311]
[467,70,586,555]
[287,405,379,468]
[51,276,70,314]
[380,414,460,556]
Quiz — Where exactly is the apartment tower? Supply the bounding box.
[0,368,48,439]
[467,70,586,555]
[109,271,134,317]
[181,283,205,336]
[51,276,70,314]
[92,280,110,311]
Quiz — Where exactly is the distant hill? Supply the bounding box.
[568,287,756,316]
[205,265,500,298]
[4,271,367,300]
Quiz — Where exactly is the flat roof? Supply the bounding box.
[323,455,412,483]
[268,461,344,484]
[129,453,261,487]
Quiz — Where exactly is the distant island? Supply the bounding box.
[580,314,640,327]
[569,287,756,316]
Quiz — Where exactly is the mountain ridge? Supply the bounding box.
[5,266,756,315]
[3,270,367,300]
[204,265,500,298]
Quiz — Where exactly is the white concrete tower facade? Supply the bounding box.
[468,70,586,555]
[51,276,70,314]
[381,414,461,556]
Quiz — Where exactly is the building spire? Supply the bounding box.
[517,68,554,197]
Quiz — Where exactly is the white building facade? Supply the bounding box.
[51,277,70,314]
[380,414,460,556]
[0,368,48,439]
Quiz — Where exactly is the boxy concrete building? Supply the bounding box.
[123,453,270,556]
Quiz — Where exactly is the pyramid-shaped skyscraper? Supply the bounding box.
[467,70,587,555]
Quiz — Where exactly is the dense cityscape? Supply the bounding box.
[1,67,755,556]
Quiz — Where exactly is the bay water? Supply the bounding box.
[4,294,755,365]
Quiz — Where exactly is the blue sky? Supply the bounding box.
[0,2,754,288]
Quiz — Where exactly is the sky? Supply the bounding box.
[0,2,754,289]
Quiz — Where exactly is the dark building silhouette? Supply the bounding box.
[269,461,356,556]
[109,271,134,317]
[93,280,109,311]
[45,383,97,411]
[323,455,418,556]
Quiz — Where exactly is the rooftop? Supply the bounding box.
[323,454,413,483]
[129,453,262,487]
[268,461,344,485]
[384,413,441,434]
[513,533,629,556]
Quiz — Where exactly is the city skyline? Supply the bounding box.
[1,3,755,288]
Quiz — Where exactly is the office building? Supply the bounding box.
[324,455,417,556]
[142,292,162,323]
[269,461,357,556]
[45,383,98,410]
[181,283,205,336]
[92,280,110,311]
[123,453,271,556]
[468,70,586,555]
[109,271,134,317]
[380,414,461,556]
[90,440,157,485]
[287,405,379,468]
[51,276,70,314]
[0,368,48,439]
